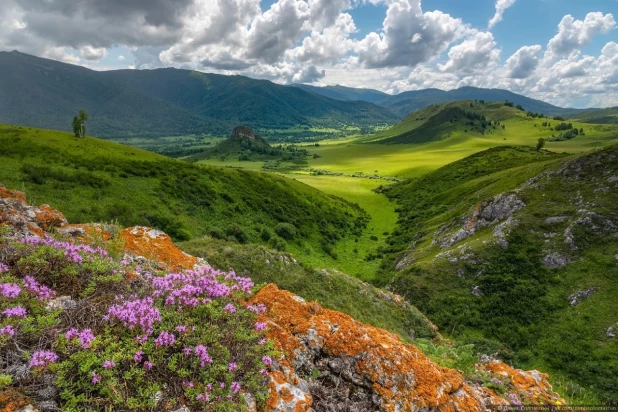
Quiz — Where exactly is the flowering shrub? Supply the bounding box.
[0,230,274,411]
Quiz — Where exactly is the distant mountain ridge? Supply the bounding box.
[0,51,397,138]
[293,84,587,118]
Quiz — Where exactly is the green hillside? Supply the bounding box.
[570,107,618,124]
[377,145,618,402]
[0,51,398,139]
[369,100,617,147]
[0,124,368,260]
[376,86,581,118]
[291,84,390,103]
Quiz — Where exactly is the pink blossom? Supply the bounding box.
[262,356,273,367]
[65,328,78,340]
[231,381,241,393]
[247,303,266,314]
[196,393,210,402]
[104,297,161,335]
[23,276,55,301]
[154,331,175,347]
[0,283,21,298]
[228,362,238,372]
[91,372,101,384]
[102,360,116,369]
[254,322,267,331]
[224,303,236,313]
[0,263,8,272]
[144,361,154,370]
[194,345,213,367]
[176,325,187,333]
[259,338,268,345]
[260,368,268,377]
[3,306,27,318]
[78,329,96,348]
[0,325,15,337]
[29,351,58,369]
[133,351,144,363]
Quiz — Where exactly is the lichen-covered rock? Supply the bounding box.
[0,185,67,237]
[251,284,499,412]
[121,226,204,271]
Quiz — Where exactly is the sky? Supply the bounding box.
[0,0,617,108]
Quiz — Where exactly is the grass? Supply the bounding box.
[0,124,367,263]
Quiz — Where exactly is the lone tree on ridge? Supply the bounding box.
[72,109,88,138]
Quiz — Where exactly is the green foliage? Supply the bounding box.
[0,125,367,262]
[536,138,545,152]
[72,109,88,138]
[274,223,297,240]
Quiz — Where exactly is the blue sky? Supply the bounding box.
[1,0,617,107]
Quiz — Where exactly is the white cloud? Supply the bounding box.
[118,55,125,61]
[79,45,107,61]
[545,12,616,62]
[488,0,516,29]
[292,65,326,83]
[438,31,500,73]
[506,45,542,79]
[355,0,468,68]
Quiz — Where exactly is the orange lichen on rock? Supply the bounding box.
[0,389,30,412]
[479,360,564,405]
[251,284,490,412]
[121,226,199,271]
[0,186,27,203]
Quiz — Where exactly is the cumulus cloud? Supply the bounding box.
[79,45,107,61]
[545,12,616,61]
[488,0,516,29]
[438,31,500,73]
[355,0,468,68]
[293,65,326,83]
[506,45,542,79]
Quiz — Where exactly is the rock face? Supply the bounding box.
[231,126,257,140]
[434,193,525,249]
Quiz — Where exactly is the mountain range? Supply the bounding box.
[0,51,611,139]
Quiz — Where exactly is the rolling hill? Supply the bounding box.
[569,106,618,124]
[0,51,398,138]
[0,124,368,260]
[365,100,618,147]
[377,145,618,403]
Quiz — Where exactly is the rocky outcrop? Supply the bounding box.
[542,252,571,269]
[0,185,67,238]
[434,193,525,249]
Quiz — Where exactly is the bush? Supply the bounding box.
[260,228,272,242]
[0,230,274,411]
[226,226,249,244]
[274,223,297,240]
[208,227,226,240]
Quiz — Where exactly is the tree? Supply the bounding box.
[72,109,88,138]
[536,138,546,152]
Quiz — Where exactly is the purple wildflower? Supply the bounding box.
[3,306,27,318]
[154,331,175,347]
[228,362,238,372]
[102,360,116,369]
[196,393,210,402]
[194,345,213,367]
[254,322,267,331]
[0,283,21,298]
[260,368,268,377]
[176,325,187,333]
[78,329,96,349]
[65,328,78,340]
[182,347,192,356]
[29,351,58,369]
[144,361,154,370]
[134,351,144,363]
[23,276,55,301]
[91,372,101,384]
[262,356,273,367]
[259,338,268,345]
[224,303,236,313]
[247,303,266,314]
[104,297,161,335]
[0,325,15,337]
[231,381,241,393]
[0,263,8,272]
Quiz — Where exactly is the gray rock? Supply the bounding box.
[544,216,568,224]
[542,253,571,269]
[471,286,483,297]
[615,253,618,262]
[171,407,191,412]
[568,287,597,306]
[46,296,77,311]
[17,406,38,412]
[606,325,616,338]
[607,175,618,183]
[35,401,58,412]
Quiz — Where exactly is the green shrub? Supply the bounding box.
[274,223,296,240]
